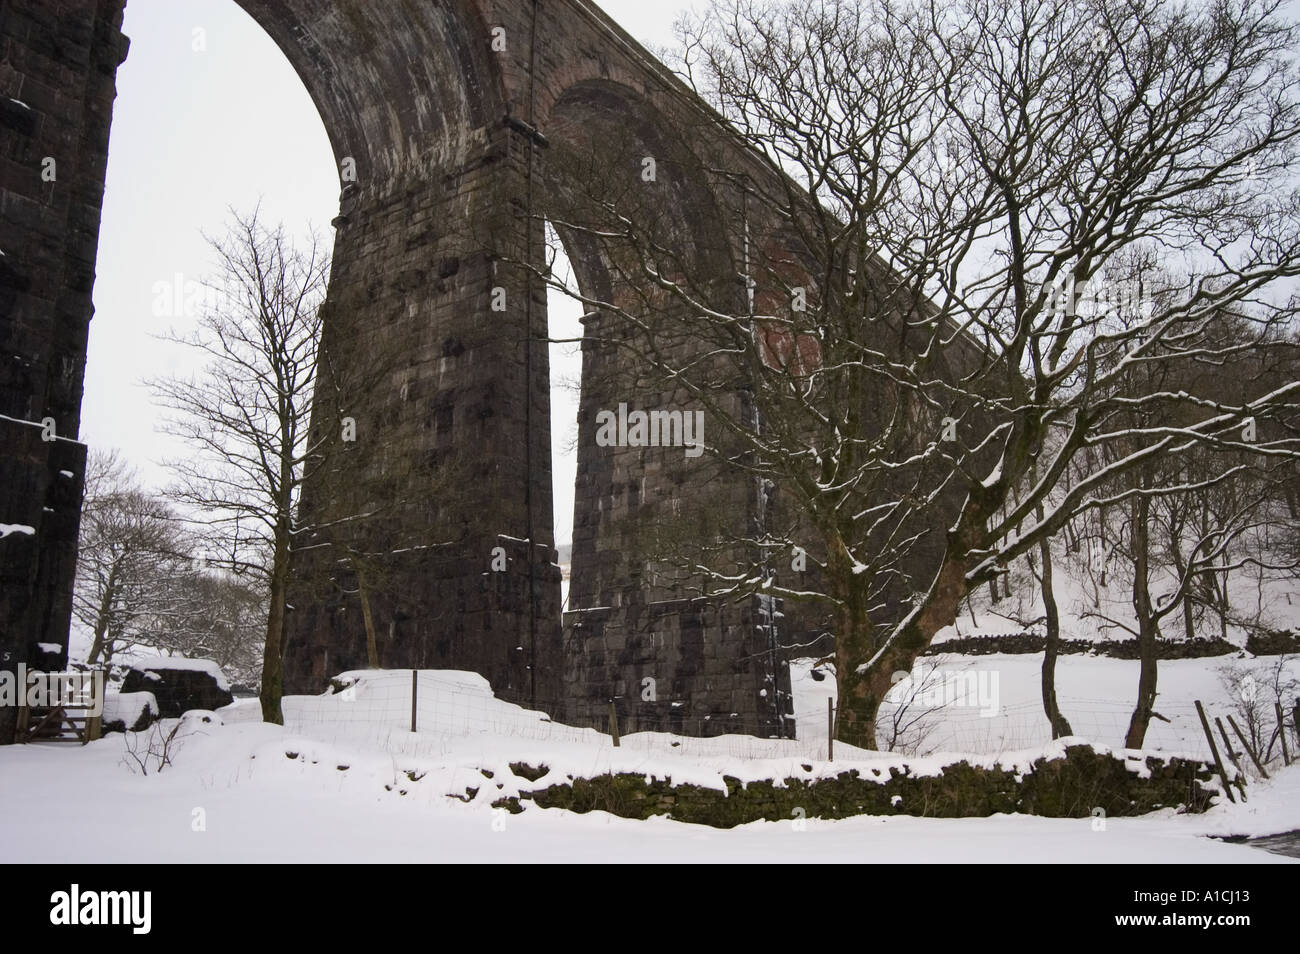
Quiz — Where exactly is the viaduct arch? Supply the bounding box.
[0,0,816,741]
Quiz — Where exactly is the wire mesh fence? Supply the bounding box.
[212,669,1296,768]
[237,673,816,763]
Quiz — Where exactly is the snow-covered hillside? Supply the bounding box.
[934,526,1300,647]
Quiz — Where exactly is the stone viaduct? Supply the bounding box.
[0,0,832,742]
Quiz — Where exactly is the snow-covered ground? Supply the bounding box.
[0,669,1294,863]
[27,531,1300,863]
[856,652,1300,759]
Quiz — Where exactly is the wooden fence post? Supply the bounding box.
[608,700,620,747]
[1227,715,1268,779]
[14,697,29,744]
[85,670,103,743]
[1276,702,1291,766]
[410,670,418,733]
[1215,717,1240,768]
[827,697,834,763]
[1194,700,1235,803]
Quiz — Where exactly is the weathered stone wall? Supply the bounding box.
[0,0,128,742]
[542,76,801,737]
[494,745,1222,826]
[277,109,565,708]
[560,302,797,736]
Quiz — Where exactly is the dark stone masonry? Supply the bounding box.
[0,0,831,742]
[0,0,127,745]
[119,660,234,718]
[490,745,1222,826]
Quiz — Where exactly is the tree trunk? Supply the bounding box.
[1181,580,1196,642]
[1167,529,1197,642]
[1039,534,1073,738]
[829,537,879,750]
[1217,550,1231,641]
[844,520,983,750]
[86,566,119,665]
[1125,493,1158,748]
[86,625,107,667]
[260,528,290,725]
[357,564,379,668]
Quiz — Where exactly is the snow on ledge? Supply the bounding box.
[127,656,231,692]
[103,691,158,727]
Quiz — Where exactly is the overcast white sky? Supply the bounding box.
[86,0,696,548]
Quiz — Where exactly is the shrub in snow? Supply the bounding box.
[120,658,233,717]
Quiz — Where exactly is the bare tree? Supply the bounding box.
[1217,653,1300,768]
[1028,489,1074,740]
[1067,286,1300,745]
[151,209,330,724]
[536,0,1300,748]
[146,570,267,688]
[73,450,190,667]
[150,208,459,720]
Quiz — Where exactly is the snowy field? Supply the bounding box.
[833,652,1300,761]
[0,667,1296,864]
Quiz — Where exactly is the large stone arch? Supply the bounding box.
[542,78,737,280]
[234,0,507,187]
[247,1,566,707]
[533,79,793,737]
[2,0,804,742]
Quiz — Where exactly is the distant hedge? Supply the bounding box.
[925,633,1240,659]
[1244,629,1300,656]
